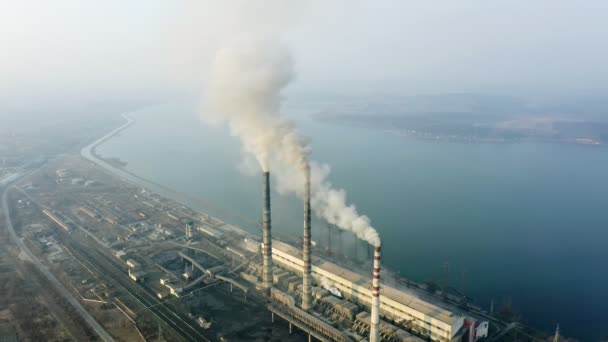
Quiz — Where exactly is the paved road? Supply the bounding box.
[0,173,20,187]
[2,183,115,342]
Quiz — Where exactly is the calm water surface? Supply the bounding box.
[98,100,608,340]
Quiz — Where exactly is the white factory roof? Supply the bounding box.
[197,225,224,238]
[126,259,140,268]
[272,240,461,326]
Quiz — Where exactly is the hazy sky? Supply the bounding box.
[2,0,607,106]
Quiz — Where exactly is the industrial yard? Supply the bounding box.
[0,152,520,342]
[2,156,305,341]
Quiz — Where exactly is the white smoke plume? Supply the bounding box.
[274,161,381,247]
[205,34,380,247]
[205,34,307,171]
[318,276,343,298]
[309,163,381,247]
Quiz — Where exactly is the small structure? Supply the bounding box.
[197,317,212,330]
[78,206,99,220]
[185,222,193,242]
[128,268,145,282]
[104,216,118,225]
[84,180,97,187]
[42,210,71,232]
[126,259,140,269]
[164,283,182,297]
[197,225,224,239]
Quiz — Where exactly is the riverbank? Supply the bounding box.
[82,113,134,166]
[81,114,263,231]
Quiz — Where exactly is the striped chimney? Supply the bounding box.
[262,172,273,297]
[370,246,381,342]
[302,165,312,311]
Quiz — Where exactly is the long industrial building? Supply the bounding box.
[271,240,488,342]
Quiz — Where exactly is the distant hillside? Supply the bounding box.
[312,93,608,145]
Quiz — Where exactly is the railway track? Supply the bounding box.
[17,185,213,342]
[61,236,212,342]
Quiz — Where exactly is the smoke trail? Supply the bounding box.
[309,163,381,247]
[205,34,307,171]
[205,34,380,247]
[318,276,343,298]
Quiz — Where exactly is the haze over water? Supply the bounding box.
[98,100,608,341]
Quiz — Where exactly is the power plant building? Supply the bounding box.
[271,240,488,342]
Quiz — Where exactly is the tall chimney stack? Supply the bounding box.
[370,246,381,342]
[262,171,273,297]
[302,165,312,311]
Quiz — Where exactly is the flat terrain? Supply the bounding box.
[1,156,305,341]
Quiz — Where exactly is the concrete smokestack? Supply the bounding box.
[370,246,381,342]
[302,165,312,311]
[262,171,273,297]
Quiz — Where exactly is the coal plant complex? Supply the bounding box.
[257,170,490,342]
[5,146,496,342]
[0,39,497,340]
[5,2,604,341]
[1,34,495,342]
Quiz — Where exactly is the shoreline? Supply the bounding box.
[82,113,135,157]
[80,113,261,236]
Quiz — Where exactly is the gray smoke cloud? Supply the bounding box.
[205,34,380,247]
[205,34,302,171]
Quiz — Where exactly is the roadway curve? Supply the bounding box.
[2,183,115,342]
